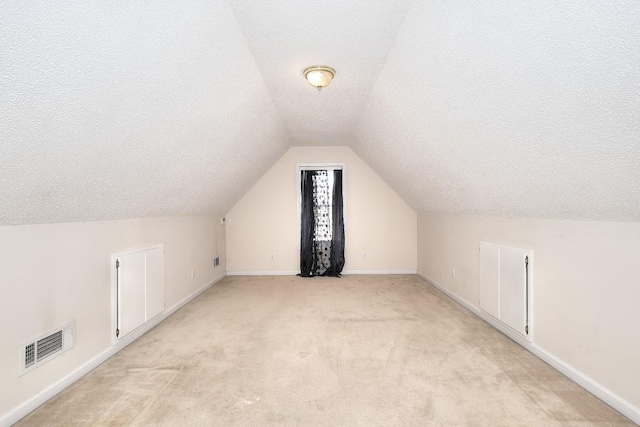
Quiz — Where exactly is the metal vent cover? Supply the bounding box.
[24,343,35,368]
[37,330,63,361]
[21,322,74,375]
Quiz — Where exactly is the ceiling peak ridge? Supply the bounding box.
[351,0,416,133]
[225,0,292,144]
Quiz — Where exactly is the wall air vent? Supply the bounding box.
[21,322,74,375]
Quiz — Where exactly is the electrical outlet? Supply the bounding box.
[452,267,456,279]
[270,253,275,261]
[363,252,367,259]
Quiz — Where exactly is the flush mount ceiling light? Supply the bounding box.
[303,65,336,91]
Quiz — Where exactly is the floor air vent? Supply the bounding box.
[21,322,74,375]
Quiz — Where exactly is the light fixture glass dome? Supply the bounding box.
[304,65,336,91]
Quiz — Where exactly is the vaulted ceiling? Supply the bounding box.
[1,0,639,225]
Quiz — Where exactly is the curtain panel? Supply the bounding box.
[299,169,345,277]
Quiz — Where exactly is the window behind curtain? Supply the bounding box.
[312,170,333,242]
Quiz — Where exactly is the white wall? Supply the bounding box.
[418,214,640,412]
[0,215,225,419]
[226,146,417,273]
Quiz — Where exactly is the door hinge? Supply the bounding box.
[116,328,120,338]
[525,325,529,335]
[525,255,528,267]
[115,259,120,269]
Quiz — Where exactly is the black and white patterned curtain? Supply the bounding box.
[300,169,345,277]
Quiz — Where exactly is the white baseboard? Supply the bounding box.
[226,271,298,276]
[342,269,417,275]
[227,270,417,276]
[0,274,227,427]
[416,271,640,425]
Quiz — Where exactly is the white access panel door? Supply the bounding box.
[479,241,532,340]
[499,248,528,336]
[479,243,500,319]
[145,247,165,321]
[118,251,146,338]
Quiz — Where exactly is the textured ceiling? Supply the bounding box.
[228,0,412,146]
[354,0,640,221]
[1,1,639,225]
[0,1,288,225]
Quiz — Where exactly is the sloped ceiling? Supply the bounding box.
[0,1,288,225]
[228,0,412,146]
[354,1,640,221]
[1,1,639,225]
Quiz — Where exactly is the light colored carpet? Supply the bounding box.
[17,275,632,426]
